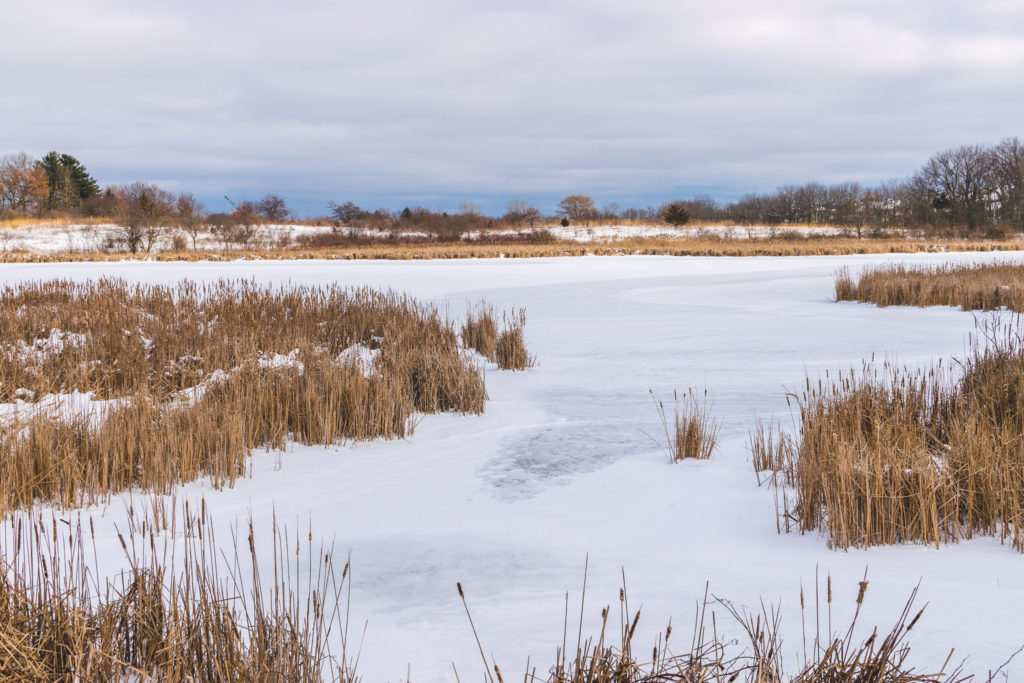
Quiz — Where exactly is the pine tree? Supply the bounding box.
[35,152,100,210]
[661,201,690,227]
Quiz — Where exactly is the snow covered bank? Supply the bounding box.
[0,221,848,254]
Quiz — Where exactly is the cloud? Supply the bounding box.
[2,0,1022,214]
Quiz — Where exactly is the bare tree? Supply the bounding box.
[211,202,262,249]
[457,201,483,217]
[255,194,290,223]
[176,193,206,250]
[917,144,995,232]
[327,200,361,225]
[523,207,542,228]
[113,183,175,253]
[992,137,1024,228]
[556,194,596,225]
[599,202,620,222]
[503,199,531,225]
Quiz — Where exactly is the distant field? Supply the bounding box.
[2,219,1024,261]
[1,232,1023,263]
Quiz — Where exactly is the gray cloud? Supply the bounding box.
[3,0,1023,214]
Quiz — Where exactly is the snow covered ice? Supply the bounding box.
[1,252,1023,681]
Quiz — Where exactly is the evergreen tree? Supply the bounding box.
[35,152,100,210]
[661,201,691,227]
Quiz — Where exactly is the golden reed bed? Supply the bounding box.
[0,236,1022,263]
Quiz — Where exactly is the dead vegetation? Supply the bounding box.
[835,261,1024,312]
[653,389,721,462]
[0,279,529,515]
[495,309,534,371]
[462,304,499,359]
[0,502,357,681]
[5,502,1014,682]
[459,567,1006,683]
[753,315,1024,552]
[2,235,1024,263]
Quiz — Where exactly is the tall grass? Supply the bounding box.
[495,309,534,371]
[0,279,529,514]
[461,304,498,359]
[6,503,1012,681]
[0,502,356,681]
[1,236,1022,263]
[653,389,721,461]
[753,316,1024,552]
[835,262,1024,312]
[458,570,996,683]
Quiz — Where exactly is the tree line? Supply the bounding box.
[2,138,1023,250]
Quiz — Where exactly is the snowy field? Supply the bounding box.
[2,252,1023,680]
[0,222,845,253]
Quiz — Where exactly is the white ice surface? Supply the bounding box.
[1,253,1023,681]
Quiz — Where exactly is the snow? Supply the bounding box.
[0,390,126,428]
[543,222,846,242]
[337,343,380,376]
[4,327,87,364]
[1,252,1023,680]
[257,348,304,372]
[0,221,852,254]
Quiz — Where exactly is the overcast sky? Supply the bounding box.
[3,0,1023,215]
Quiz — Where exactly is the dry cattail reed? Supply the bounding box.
[0,279,530,514]
[654,388,722,462]
[753,312,1024,553]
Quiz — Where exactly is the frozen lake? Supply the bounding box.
[2,252,1023,680]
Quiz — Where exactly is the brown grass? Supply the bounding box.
[0,216,112,229]
[753,317,1024,552]
[2,236,1024,262]
[462,304,499,359]
[0,502,356,681]
[459,569,995,683]
[6,502,1010,682]
[653,389,721,462]
[0,279,528,515]
[494,309,534,371]
[836,262,1024,312]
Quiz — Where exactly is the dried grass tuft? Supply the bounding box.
[462,304,499,359]
[654,388,721,462]
[495,309,534,371]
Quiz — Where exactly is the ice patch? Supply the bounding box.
[484,422,653,499]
